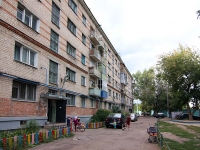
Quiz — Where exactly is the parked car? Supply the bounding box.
[135,113,140,118]
[176,113,200,120]
[130,113,137,122]
[156,113,164,118]
[105,113,126,128]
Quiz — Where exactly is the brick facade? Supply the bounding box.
[0,0,133,129]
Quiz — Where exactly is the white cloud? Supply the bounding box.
[85,0,200,73]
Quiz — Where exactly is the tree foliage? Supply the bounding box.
[132,68,168,114]
[158,44,200,120]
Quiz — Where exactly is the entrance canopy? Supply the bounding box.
[40,93,70,100]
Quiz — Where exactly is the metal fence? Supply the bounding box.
[155,122,170,150]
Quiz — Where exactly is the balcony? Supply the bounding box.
[121,98,125,104]
[101,90,108,98]
[120,73,127,85]
[98,64,107,75]
[90,31,100,46]
[99,57,107,66]
[89,67,100,79]
[89,87,101,97]
[98,41,104,53]
[89,49,101,62]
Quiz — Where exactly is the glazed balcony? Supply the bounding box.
[89,49,101,62]
[89,87,101,97]
[90,31,100,46]
[89,67,100,79]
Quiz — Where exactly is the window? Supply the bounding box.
[68,0,77,14]
[81,76,86,86]
[81,97,86,107]
[14,42,38,67]
[109,103,111,109]
[49,60,58,84]
[116,93,118,99]
[48,89,57,95]
[91,99,94,107]
[66,94,75,106]
[104,102,106,109]
[82,14,86,25]
[81,54,86,65]
[17,3,40,32]
[108,62,111,69]
[82,34,86,45]
[51,2,60,27]
[108,75,111,82]
[50,30,59,53]
[67,68,76,82]
[112,55,114,64]
[115,59,117,65]
[112,79,114,87]
[12,80,36,101]
[108,89,111,96]
[67,42,76,58]
[115,70,117,76]
[108,49,111,56]
[112,67,114,76]
[67,19,76,35]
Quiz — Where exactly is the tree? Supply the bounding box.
[158,44,200,120]
[132,68,167,114]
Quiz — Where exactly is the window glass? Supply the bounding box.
[66,94,75,105]
[12,80,36,101]
[81,54,85,65]
[67,42,76,58]
[68,0,77,14]
[52,2,60,26]
[49,60,58,84]
[50,30,59,53]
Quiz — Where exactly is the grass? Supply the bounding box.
[158,121,200,150]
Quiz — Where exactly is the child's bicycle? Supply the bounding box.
[76,122,85,132]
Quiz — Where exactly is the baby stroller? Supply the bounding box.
[147,125,157,143]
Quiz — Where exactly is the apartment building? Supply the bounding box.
[0,0,133,130]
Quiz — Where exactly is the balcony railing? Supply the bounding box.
[90,31,100,46]
[89,67,100,79]
[89,49,101,62]
[89,87,101,97]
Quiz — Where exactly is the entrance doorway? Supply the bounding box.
[48,100,66,123]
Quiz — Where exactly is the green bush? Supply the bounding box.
[90,109,111,122]
[25,120,40,134]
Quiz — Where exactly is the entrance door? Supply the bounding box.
[48,100,56,123]
[56,100,66,123]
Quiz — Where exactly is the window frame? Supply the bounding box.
[66,68,76,82]
[81,54,86,65]
[82,34,86,45]
[68,0,77,14]
[51,2,60,27]
[67,42,76,58]
[67,19,76,35]
[17,3,40,32]
[81,75,86,86]
[66,94,76,106]
[82,14,86,25]
[49,60,58,84]
[14,42,38,67]
[81,97,86,107]
[50,30,59,53]
[12,80,36,101]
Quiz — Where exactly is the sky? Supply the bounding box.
[85,0,200,74]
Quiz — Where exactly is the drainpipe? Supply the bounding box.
[41,66,48,84]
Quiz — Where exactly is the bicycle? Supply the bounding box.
[76,122,85,132]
